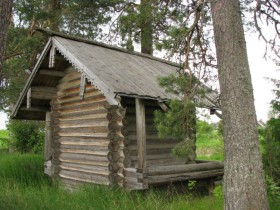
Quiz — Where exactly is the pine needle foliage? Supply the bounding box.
[154,74,198,159]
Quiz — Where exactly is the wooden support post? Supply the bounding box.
[27,87,31,109]
[44,112,52,161]
[44,112,53,176]
[135,98,146,172]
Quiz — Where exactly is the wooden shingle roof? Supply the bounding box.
[11,29,220,119]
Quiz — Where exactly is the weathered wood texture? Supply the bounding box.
[135,98,146,172]
[146,161,224,185]
[51,69,111,186]
[106,105,126,187]
[122,98,185,189]
[44,112,53,176]
[123,98,185,169]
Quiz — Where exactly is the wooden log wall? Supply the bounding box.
[51,69,111,186]
[106,105,126,187]
[122,98,186,189]
[122,98,185,169]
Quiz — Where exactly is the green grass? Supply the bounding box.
[0,151,224,210]
[0,129,9,148]
[1,125,278,210]
[196,129,224,161]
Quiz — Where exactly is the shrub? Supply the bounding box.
[7,120,45,153]
[261,118,280,185]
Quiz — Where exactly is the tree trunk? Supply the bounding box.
[210,0,269,209]
[0,0,12,80]
[48,0,61,31]
[140,0,153,55]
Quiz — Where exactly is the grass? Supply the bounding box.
[0,150,224,210]
[0,129,9,148]
[196,125,224,161]
[0,123,278,210]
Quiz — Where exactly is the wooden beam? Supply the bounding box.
[31,86,57,100]
[147,161,224,176]
[136,98,146,172]
[39,69,65,77]
[157,101,169,112]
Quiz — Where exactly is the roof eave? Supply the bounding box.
[11,38,52,118]
[51,36,120,106]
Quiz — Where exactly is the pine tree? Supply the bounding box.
[0,0,13,81]
[210,0,269,208]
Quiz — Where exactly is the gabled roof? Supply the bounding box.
[11,29,220,120]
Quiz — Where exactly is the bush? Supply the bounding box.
[7,120,45,153]
[261,118,280,185]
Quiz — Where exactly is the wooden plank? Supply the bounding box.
[39,69,66,77]
[136,98,146,172]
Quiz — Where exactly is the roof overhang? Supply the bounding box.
[11,29,221,120]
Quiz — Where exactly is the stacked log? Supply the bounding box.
[106,105,126,187]
[54,69,110,186]
[146,161,224,184]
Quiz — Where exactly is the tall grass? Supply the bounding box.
[0,151,224,210]
[0,129,9,148]
[196,122,224,161]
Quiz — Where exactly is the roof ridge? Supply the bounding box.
[36,27,182,69]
